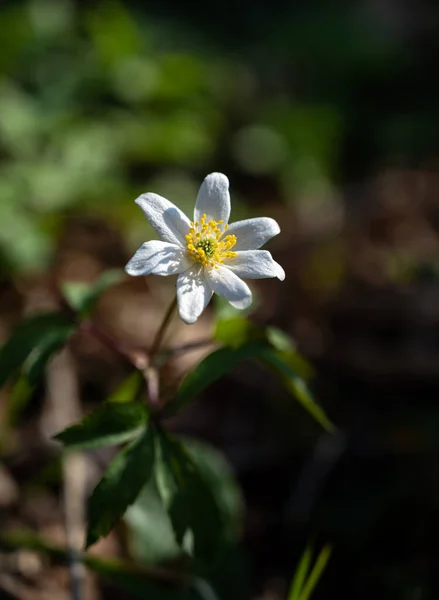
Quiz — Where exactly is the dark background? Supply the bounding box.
[2,0,439,598]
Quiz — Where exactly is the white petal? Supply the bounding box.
[177,265,213,324]
[125,241,192,276]
[224,250,285,281]
[225,217,280,251]
[206,266,252,310]
[135,193,191,245]
[194,173,230,225]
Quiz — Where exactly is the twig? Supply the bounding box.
[144,365,160,407]
[79,297,211,411]
[0,573,70,600]
[44,349,87,600]
[1,529,193,589]
[79,321,146,368]
[142,296,177,408]
[165,338,214,357]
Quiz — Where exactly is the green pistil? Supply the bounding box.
[196,239,216,257]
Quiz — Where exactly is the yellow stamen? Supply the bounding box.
[185,213,237,267]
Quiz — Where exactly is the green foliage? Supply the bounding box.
[54,402,149,450]
[288,545,312,600]
[216,318,312,379]
[265,326,313,379]
[0,312,74,389]
[214,316,263,348]
[86,424,156,548]
[0,312,74,434]
[85,0,142,65]
[258,347,335,433]
[154,430,223,560]
[126,437,243,565]
[125,476,182,564]
[183,438,243,540]
[7,376,35,426]
[106,371,145,404]
[164,342,267,417]
[61,269,125,317]
[288,544,332,600]
[23,327,72,384]
[214,317,332,431]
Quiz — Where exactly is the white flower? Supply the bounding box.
[125,173,285,324]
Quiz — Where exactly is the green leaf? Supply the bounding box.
[265,326,313,379]
[125,477,182,564]
[288,545,312,600]
[54,402,149,450]
[182,438,244,540]
[0,312,74,389]
[126,437,244,566]
[7,376,35,426]
[213,291,258,321]
[287,544,332,600]
[86,424,156,548]
[106,371,144,404]
[165,342,267,417]
[61,269,124,317]
[214,317,262,349]
[215,319,312,379]
[154,430,223,560]
[24,326,74,384]
[299,545,332,600]
[258,347,335,433]
[265,325,294,353]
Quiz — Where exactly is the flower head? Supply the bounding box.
[125,173,285,324]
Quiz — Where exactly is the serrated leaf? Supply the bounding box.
[126,437,244,566]
[86,424,155,548]
[125,477,182,564]
[54,402,149,450]
[164,342,267,417]
[0,312,74,389]
[258,347,335,433]
[154,431,223,560]
[61,269,124,317]
[182,438,243,540]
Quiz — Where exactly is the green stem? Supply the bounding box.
[148,295,178,363]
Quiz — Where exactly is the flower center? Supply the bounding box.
[195,238,216,257]
[185,214,237,267]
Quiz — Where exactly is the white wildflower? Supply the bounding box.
[125,173,285,324]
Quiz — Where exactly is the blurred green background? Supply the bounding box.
[2,0,439,598]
